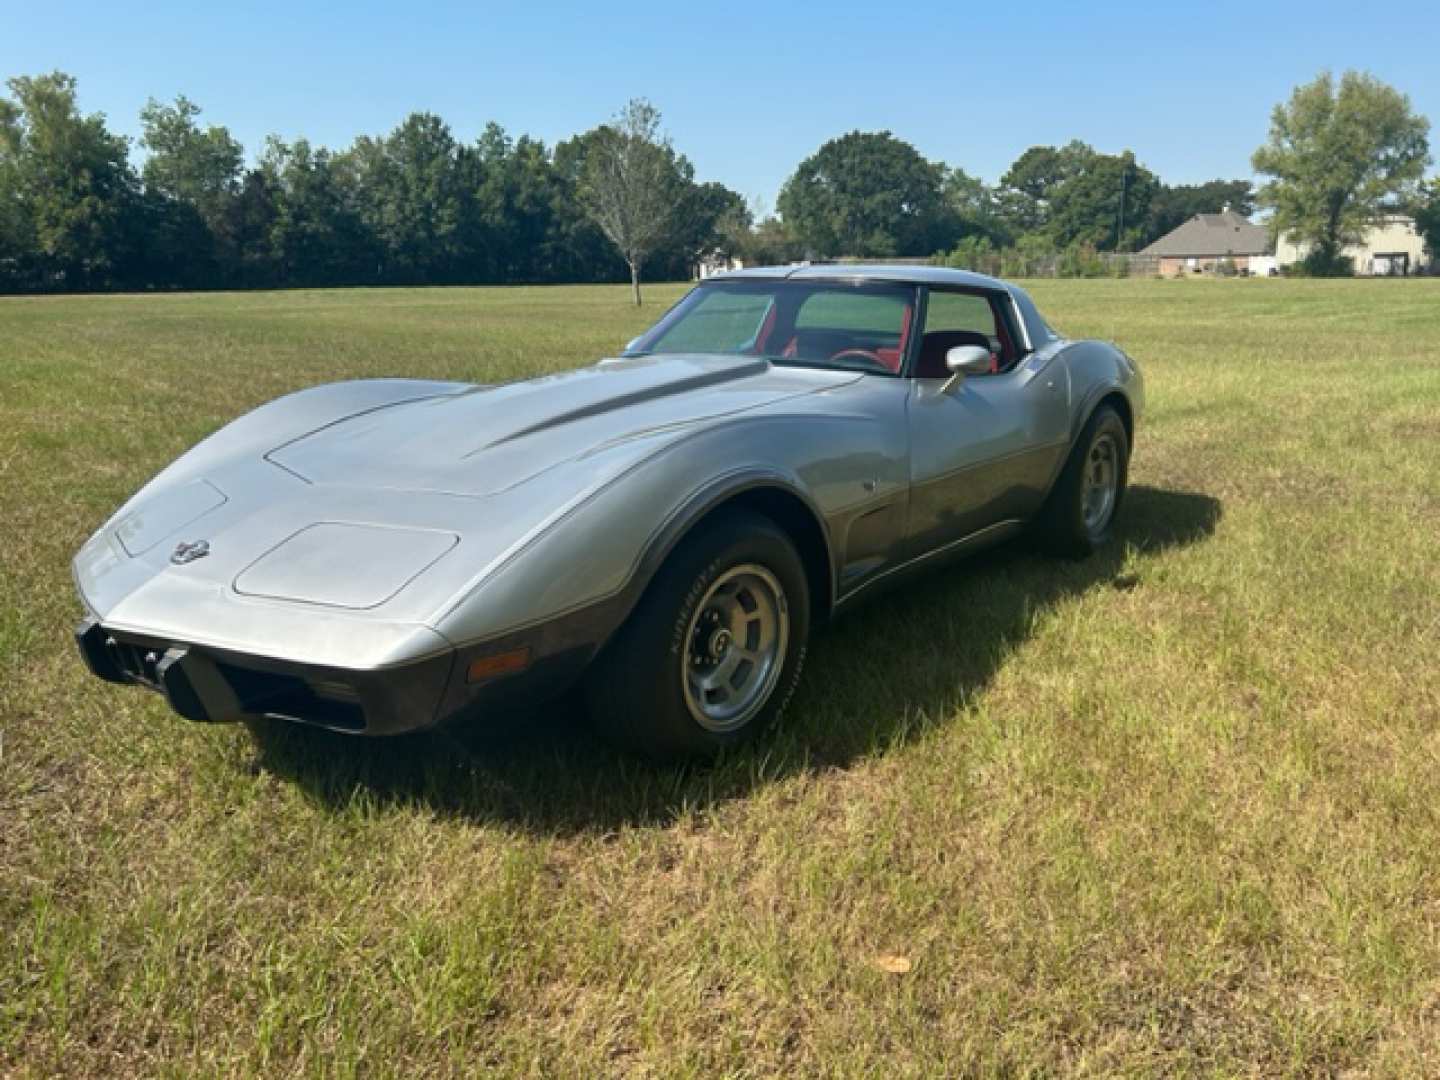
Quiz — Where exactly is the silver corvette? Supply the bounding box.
[74,266,1143,757]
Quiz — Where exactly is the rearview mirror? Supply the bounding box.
[943,344,992,391]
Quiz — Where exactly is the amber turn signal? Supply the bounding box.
[466,646,531,684]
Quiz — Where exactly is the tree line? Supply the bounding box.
[0,74,752,295]
[2,69,1434,294]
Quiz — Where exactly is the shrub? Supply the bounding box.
[1056,243,1106,278]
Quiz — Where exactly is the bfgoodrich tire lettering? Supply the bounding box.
[585,508,810,760]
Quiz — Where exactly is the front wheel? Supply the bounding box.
[585,509,810,760]
[1036,404,1129,557]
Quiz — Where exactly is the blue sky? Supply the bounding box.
[4,1,1438,208]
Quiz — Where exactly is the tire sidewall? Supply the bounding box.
[1076,409,1129,547]
[658,525,809,751]
[588,510,810,758]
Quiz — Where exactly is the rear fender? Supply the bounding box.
[1040,341,1141,496]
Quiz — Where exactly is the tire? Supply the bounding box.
[585,508,810,760]
[1036,404,1129,557]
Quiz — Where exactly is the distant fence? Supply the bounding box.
[794,251,1438,279]
[832,253,1163,279]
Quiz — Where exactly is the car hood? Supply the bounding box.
[266,354,860,498]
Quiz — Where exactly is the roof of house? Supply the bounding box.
[1140,210,1271,257]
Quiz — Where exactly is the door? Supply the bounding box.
[904,288,1071,557]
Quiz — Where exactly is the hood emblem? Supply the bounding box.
[170,539,211,565]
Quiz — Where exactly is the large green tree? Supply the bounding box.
[260,136,378,286]
[994,140,1094,235]
[778,130,949,257]
[0,72,136,290]
[137,96,245,285]
[942,167,1011,246]
[341,112,475,283]
[1415,177,1440,265]
[1046,150,1158,251]
[549,128,629,284]
[0,93,34,288]
[992,141,1157,250]
[1144,179,1255,242]
[743,214,804,266]
[216,169,282,287]
[665,180,750,276]
[475,124,558,282]
[1253,70,1430,273]
[139,96,243,227]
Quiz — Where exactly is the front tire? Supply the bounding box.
[1037,404,1129,557]
[585,508,810,760]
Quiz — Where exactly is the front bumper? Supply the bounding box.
[75,610,604,736]
[76,617,455,735]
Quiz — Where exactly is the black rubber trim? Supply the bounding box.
[74,618,131,684]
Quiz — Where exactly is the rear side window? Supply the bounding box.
[923,291,997,338]
[914,288,1023,376]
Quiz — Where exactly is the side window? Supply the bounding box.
[916,289,1019,376]
[923,291,997,341]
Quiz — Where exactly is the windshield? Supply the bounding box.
[626,280,918,375]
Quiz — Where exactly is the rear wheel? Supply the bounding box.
[1037,404,1129,557]
[585,509,810,760]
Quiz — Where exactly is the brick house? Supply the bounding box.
[1140,210,1272,276]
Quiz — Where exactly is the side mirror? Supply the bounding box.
[942,344,992,391]
[622,337,643,355]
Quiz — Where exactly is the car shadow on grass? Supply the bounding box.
[245,484,1221,835]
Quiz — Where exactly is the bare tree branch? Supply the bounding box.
[581,99,684,304]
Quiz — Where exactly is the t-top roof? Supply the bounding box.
[708,263,1009,291]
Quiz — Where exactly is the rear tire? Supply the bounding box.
[1036,404,1129,557]
[585,509,810,760]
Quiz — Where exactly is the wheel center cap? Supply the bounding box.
[707,628,732,660]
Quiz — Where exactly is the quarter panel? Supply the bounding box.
[1050,339,1145,469]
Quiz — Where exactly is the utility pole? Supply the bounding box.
[1116,164,1129,251]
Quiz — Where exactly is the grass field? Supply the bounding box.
[3,277,1440,1076]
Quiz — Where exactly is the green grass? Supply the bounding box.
[3,278,1439,1076]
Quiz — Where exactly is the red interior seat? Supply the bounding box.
[872,305,913,373]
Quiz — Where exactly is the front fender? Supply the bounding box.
[623,465,835,616]
[431,411,899,653]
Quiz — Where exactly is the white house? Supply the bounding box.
[1276,214,1430,276]
[696,254,744,279]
